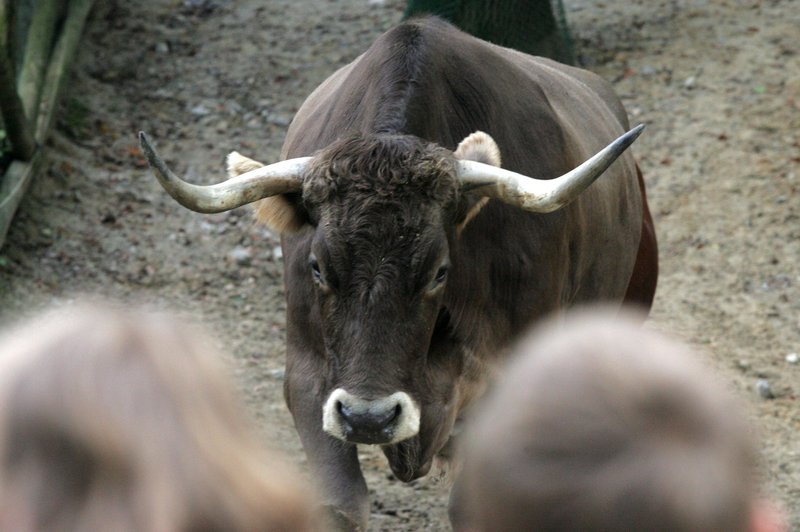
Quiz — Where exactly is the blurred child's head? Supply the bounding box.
[457,310,786,532]
[0,302,315,531]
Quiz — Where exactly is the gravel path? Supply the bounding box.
[0,0,797,529]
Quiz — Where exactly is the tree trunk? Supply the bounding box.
[0,0,35,160]
[404,0,575,65]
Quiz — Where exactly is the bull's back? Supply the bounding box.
[285,18,629,168]
[283,17,645,341]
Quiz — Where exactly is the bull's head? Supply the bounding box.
[138,126,642,480]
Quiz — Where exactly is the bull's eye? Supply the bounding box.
[425,264,449,297]
[434,265,449,284]
[310,256,324,285]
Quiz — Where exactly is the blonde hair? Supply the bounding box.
[0,302,315,532]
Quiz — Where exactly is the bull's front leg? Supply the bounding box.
[285,365,369,531]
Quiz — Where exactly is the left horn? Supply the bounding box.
[139,132,308,213]
[455,124,644,213]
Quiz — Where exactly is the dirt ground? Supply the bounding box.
[0,0,797,529]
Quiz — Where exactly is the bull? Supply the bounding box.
[139,17,657,530]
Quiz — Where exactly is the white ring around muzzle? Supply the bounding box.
[322,388,421,444]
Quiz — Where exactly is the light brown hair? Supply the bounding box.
[458,310,758,532]
[0,302,315,532]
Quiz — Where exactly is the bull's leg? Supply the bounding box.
[285,374,369,531]
[307,438,368,531]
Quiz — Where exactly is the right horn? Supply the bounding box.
[139,132,308,213]
[455,124,645,213]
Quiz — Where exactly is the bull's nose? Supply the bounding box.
[337,400,400,443]
[322,389,421,445]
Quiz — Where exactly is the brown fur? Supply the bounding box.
[302,133,459,214]
[623,164,658,310]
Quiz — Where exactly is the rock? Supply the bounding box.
[268,114,291,127]
[155,42,169,54]
[683,75,696,89]
[190,104,210,117]
[756,379,775,399]
[272,245,283,261]
[786,352,799,364]
[640,65,657,76]
[228,246,252,266]
[269,368,285,380]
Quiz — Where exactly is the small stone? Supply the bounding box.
[786,353,799,364]
[641,65,657,76]
[272,245,283,261]
[269,368,285,380]
[227,246,252,266]
[155,42,169,54]
[736,359,751,371]
[756,379,775,399]
[683,76,696,89]
[268,115,291,127]
[190,104,210,117]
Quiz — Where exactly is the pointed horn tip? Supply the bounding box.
[629,123,645,140]
[137,132,164,173]
[612,124,646,152]
[138,131,155,155]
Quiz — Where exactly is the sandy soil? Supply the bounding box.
[0,0,797,529]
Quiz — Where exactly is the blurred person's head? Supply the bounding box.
[457,309,786,532]
[0,302,315,532]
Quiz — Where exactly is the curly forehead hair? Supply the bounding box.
[302,134,459,210]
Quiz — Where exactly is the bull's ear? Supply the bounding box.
[226,151,307,234]
[454,131,501,167]
[453,132,501,233]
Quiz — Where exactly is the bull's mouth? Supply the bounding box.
[382,437,432,482]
